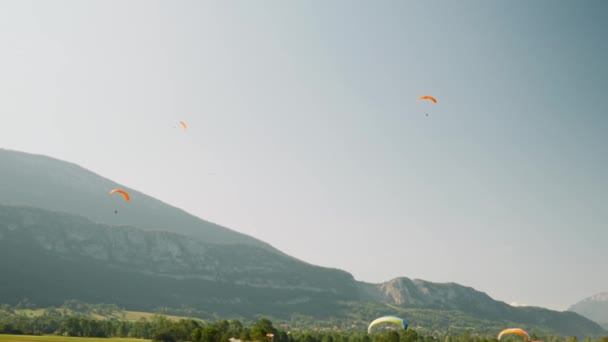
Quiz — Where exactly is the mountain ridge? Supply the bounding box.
[569,292,608,327]
[0,203,605,337]
[0,148,289,257]
[0,148,606,337]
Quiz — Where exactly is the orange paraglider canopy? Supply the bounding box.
[498,328,530,341]
[109,189,130,201]
[417,95,437,103]
[180,121,188,130]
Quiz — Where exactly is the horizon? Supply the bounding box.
[1,0,607,311]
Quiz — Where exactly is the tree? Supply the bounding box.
[171,319,201,341]
[228,320,244,337]
[116,321,129,337]
[401,330,418,342]
[58,317,82,337]
[251,318,277,341]
[301,334,319,342]
[0,322,22,335]
[240,328,252,341]
[214,320,230,334]
[15,298,35,310]
[129,318,152,339]
[387,331,401,342]
[200,326,221,342]
[153,329,177,342]
[323,335,335,342]
[192,328,203,342]
[0,304,13,314]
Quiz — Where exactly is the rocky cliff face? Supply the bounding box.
[367,277,510,320]
[0,204,606,337]
[373,277,499,311]
[0,204,357,295]
[361,277,606,337]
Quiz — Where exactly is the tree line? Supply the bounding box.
[1,313,608,342]
[1,302,607,342]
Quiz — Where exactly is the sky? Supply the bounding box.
[1,0,607,311]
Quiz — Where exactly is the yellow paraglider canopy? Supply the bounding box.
[367,316,408,334]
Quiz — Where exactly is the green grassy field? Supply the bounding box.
[0,335,150,342]
[12,309,193,322]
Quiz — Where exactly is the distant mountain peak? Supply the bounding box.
[568,292,608,326]
[588,292,608,302]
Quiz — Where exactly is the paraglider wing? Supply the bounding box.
[109,189,131,201]
[367,316,408,334]
[417,95,437,103]
[498,328,530,341]
[180,121,188,130]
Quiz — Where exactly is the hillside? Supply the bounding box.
[0,148,281,255]
[569,293,608,327]
[359,278,606,337]
[1,204,605,337]
[0,149,606,338]
[0,204,358,318]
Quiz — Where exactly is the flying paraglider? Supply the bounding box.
[109,189,130,201]
[367,316,408,334]
[417,95,437,103]
[172,121,188,130]
[498,328,530,341]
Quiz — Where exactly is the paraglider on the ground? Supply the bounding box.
[367,316,408,334]
[498,328,530,341]
[109,189,130,201]
[417,95,437,103]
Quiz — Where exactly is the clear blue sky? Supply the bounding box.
[1,0,607,311]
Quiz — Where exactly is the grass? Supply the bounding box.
[12,309,194,323]
[11,310,45,318]
[123,310,195,322]
[0,335,150,342]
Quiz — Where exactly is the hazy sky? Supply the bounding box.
[1,0,607,311]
